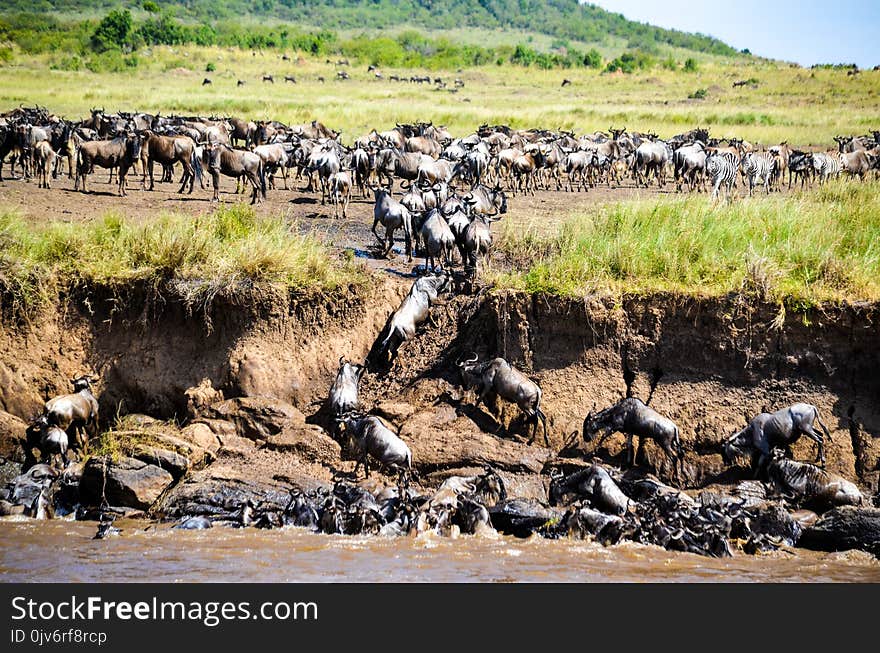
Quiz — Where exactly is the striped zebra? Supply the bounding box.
[812,152,842,184]
[706,152,738,199]
[741,152,776,196]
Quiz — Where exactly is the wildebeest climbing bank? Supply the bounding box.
[1,66,880,580]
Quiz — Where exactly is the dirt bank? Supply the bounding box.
[1,276,878,503]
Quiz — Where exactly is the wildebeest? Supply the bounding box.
[371,186,413,260]
[328,170,353,218]
[44,375,99,452]
[767,451,863,508]
[458,355,549,446]
[373,272,451,366]
[337,412,412,480]
[549,465,632,515]
[583,397,683,484]
[463,183,508,216]
[140,131,202,193]
[33,140,57,189]
[203,143,266,204]
[74,133,142,196]
[329,357,366,417]
[723,403,833,472]
[29,415,69,467]
[417,208,456,271]
[202,78,212,86]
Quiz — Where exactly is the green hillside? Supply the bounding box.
[1,1,741,58]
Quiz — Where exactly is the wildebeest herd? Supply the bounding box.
[2,105,878,212]
[1,104,877,557]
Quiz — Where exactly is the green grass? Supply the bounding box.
[490,179,880,304]
[0,45,877,144]
[0,204,366,321]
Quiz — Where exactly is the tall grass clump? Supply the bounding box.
[0,205,364,321]
[492,179,880,304]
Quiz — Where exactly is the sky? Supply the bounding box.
[590,1,880,68]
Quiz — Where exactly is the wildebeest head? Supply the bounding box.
[721,428,752,465]
[71,375,97,392]
[457,353,482,390]
[581,404,605,442]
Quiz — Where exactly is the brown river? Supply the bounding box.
[2,516,879,582]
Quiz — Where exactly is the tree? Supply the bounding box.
[91,9,132,53]
[142,1,160,13]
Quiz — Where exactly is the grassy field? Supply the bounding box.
[0,204,364,321]
[491,180,880,304]
[0,44,878,145]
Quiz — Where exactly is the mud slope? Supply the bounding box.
[1,282,878,492]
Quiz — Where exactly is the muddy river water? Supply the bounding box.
[2,517,878,583]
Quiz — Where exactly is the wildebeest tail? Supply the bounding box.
[258,160,267,199]
[191,147,203,186]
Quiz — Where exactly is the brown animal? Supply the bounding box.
[33,141,57,189]
[140,131,203,193]
[44,376,99,452]
[203,143,266,204]
[74,134,142,196]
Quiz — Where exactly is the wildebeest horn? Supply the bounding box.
[339,355,345,366]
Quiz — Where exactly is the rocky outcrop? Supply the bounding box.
[0,410,28,462]
[799,507,880,557]
[79,456,175,510]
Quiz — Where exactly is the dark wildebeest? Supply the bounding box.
[583,397,683,485]
[140,131,203,193]
[204,143,266,204]
[458,355,549,446]
[337,413,412,480]
[373,272,451,367]
[75,133,142,196]
[766,450,863,508]
[44,375,99,452]
[202,78,212,86]
[328,357,366,418]
[722,403,833,473]
[371,186,414,260]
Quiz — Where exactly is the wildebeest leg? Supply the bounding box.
[800,423,826,467]
[634,435,646,466]
[625,434,635,467]
[384,226,394,257]
[211,170,221,202]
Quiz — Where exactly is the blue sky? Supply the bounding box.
[590,1,880,68]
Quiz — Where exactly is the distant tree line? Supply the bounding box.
[0,4,734,74]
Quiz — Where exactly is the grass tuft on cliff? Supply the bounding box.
[491,179,880,304]
[0,204,365,321]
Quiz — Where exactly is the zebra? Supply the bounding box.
[741,152,775,196]
[812,152,842,184]
[706,152,738,199]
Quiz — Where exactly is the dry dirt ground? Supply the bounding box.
[0,168,720,252]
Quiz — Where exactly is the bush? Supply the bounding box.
[50,55,83,71]
[91,9,133,53]
[688,88,707,99]
[683,57,699,72]
[86,50,139,73]
[205,62,216,72]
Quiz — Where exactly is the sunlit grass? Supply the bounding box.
[0,204,366,320]
[490,179,880,304]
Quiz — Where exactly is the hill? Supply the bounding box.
[1,1,741,58]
